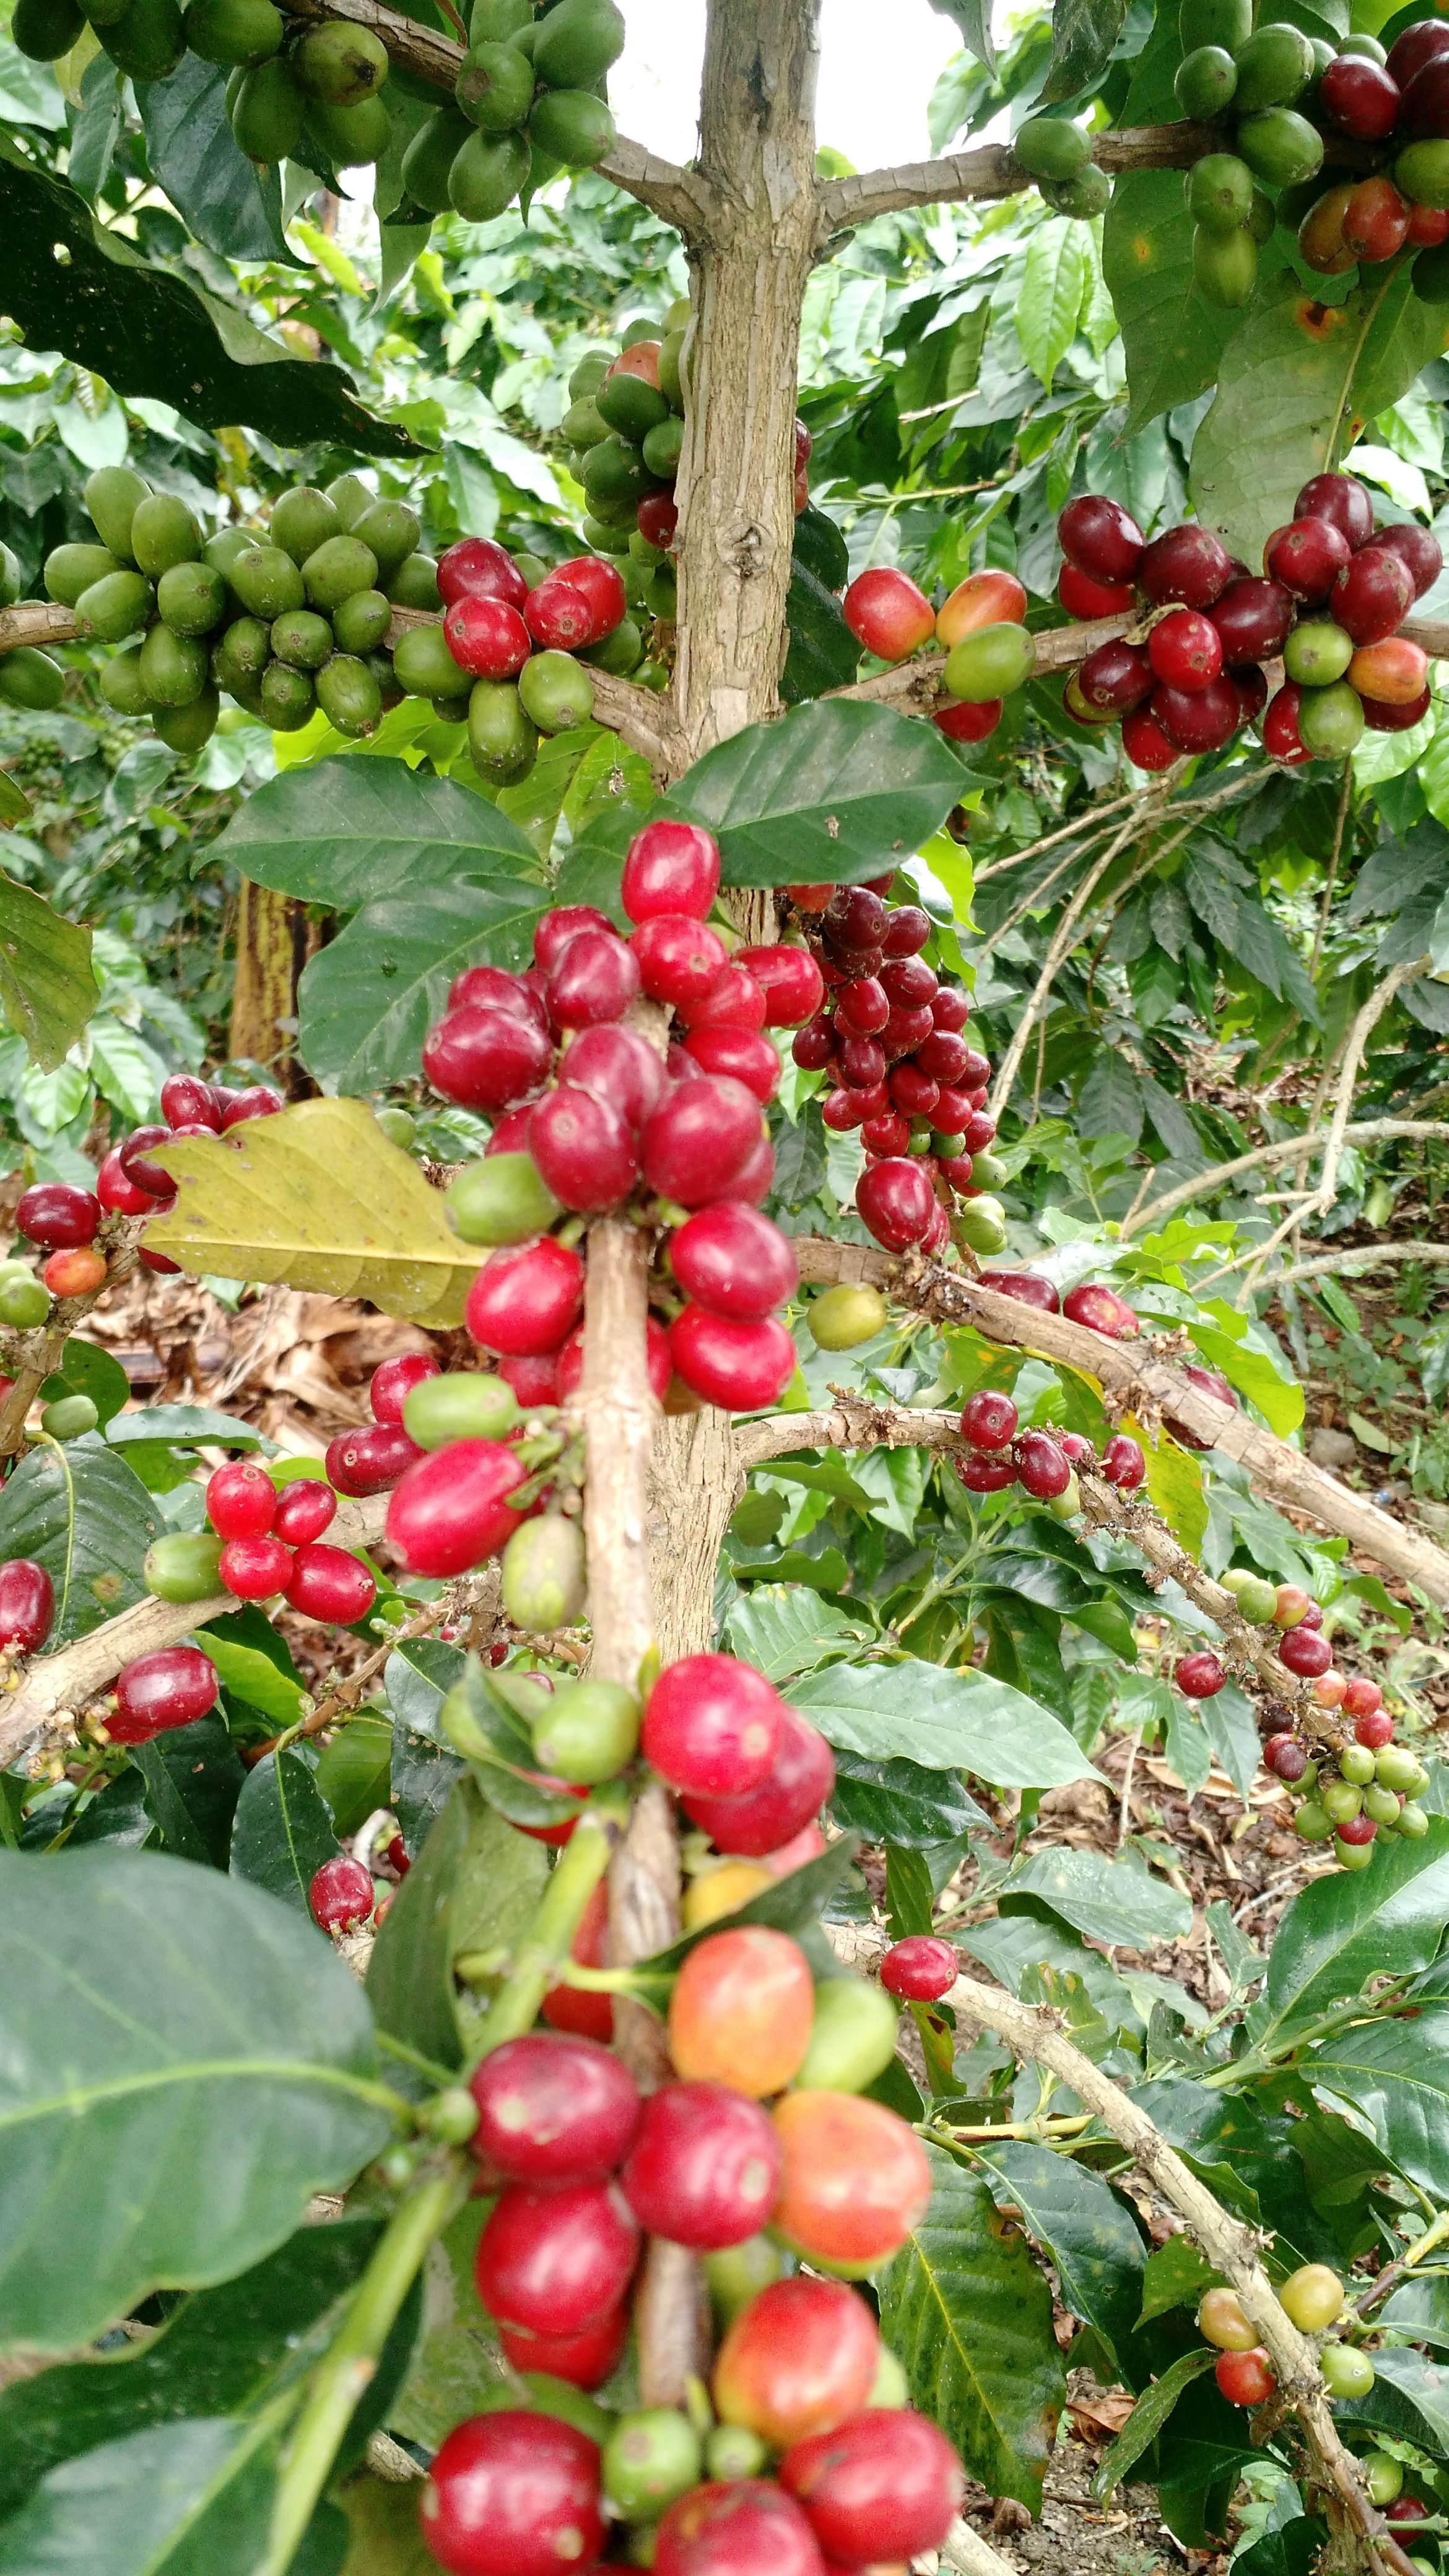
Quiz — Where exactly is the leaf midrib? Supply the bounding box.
[0,2058,399,2131]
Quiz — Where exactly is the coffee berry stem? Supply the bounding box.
[461,1791,628,2069]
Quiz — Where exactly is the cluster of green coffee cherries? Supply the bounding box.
[14,0,622,226]
[557,308,690,588]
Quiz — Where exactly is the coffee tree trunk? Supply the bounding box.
[228,879,318,1090]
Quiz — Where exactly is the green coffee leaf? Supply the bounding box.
[1255,1819,1449,2045]
[1004,1846,1193,1948]
[1305,2003,1449,2200]
[786,1657,1107,1788]
[975,2143,1147,2375]
[211,757,541,910]
[1102,172,1240,437]
[0,1435,160,1645]
[0,870,99,1073]
[0,2417,280,2576]
[0,1847,394,2349]
[1016,219,1088,394]
[368,1777,547,2073]
[666,700,970,890]
[298,876,546,1092]
[135,54,290,266]
[1094,2349,1216,2499]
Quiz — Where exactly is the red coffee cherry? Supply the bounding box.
[533,904,614,972]
[423,1006,554,1113]
[620,2079,783,2248]
[309,1855,375,1930]
[97,1146,160,1215]
[1331,544,1414,646]
[1093,1432,1139,1494]
[736,944,825,1027]
[842,566,936,659]
[780,2408,965,2564]
[855,1157,936,1251]
[1149,607,1223,692]
[1279,1625,1334,1677]
[638,491,679,550]
[466,1235,586,1355]
[678,964,768,1035]
[1139,524,1232,610]
[1175,1650,1226,1699]
[671,1204,798,1321]
[683,1706,834,1856]
[495,2304,627,2391]
[959,1389,1018,1450]
[713,2275,879,2447]
[542,1878,613,2042]
[437,536,529,611]
[1264,518,1352,604]
[1263,682,1310,765]
[643,1651,785,1800]
[219,1534,294,1600]
[42,1246,107,1297]
[1014,1429,1071,1499]
[370,1352,440,1424]
[285,1543,376,1623]
[474,2177,639,2335]
[1058,561,1136,617]
[206,1459,277,1540]
[1151,676,1241,755]
[654,2481,825,2576]
[773,2089,932,2269]
[669,1306,797,1409]
[111,1647,219,1743]
[632,913,730,1010]
[1263,1733,1307,1780]
[1344,1674,1384,1720]
[448,965,544,1020]
[15,1181,101,1250]
[324,1423,422,1497]
[1373,521,1442,600]
[0,1557,54,1653]
[219,1085,283,1128]
[685,1027,781,1102]
[957,1450,1018,1492]
[1295,471,1374,549]
[1216,2348,1276,2406]
[1121,705,1179,770]
[386,1438,531,1578]
[981,1268,1058,1312]
[1058,495,1146,581]
[881,1933,958,1999]
[1164,1363,1240,1450]
[1209,575,1294,663]
[1353,1707,1394,1750]
[1318,54,1401,139]
[546,926,642,1029]
[1077,639,1154,713]
[1061,1282,1138,1338]
[529,1084,639,1212]
[1387,15,1449,86]
[642,1076,764,1206]
[420,2411,603,2576]
[469,2032,642,2183]
[558,1023,666,1129]
[622,819,722,923]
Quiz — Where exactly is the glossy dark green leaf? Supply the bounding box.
[1094,2349,1215,2498]
[212,759,541,909]
[0,2216,386,2517]
[885,1843,934,1941]
[229,1747,342,1915]
[0,1848,394,2350]
[1042,0,1129,98]
[131,1716,244,1869]
[1374,2272,1449,2346]
[391,1731,464,1856]
[368,1777,546,2074]
[724,1585,869,1681]
[975,2143,1147,2374]
[960,1908,1139,2039]
[0,872,99,1072]
[0,2417,278,2576]
[0,1435,160,1645]
[788,1657,1105,1788]
[1102,172,1241,438]
[298,876,546,1091]
[1003,1848,1192,1948]
[315,1715,393,1842]
[830,1748,988,1847]
[136,56,290,264]
[107,1406,269,1453]
[0,141,415,457]
[67,1770,150,1850]
[1253,1819,1449,2045]
[879,2143,1063,2510]
[1233,2520,1327,2576]
[781,563,859,705]
[793,505,849,593]
[50,1338,131,1431]
[1306,2003,1449,2199]
[384,1636,468,1741]
[1136,2231,1221,2328]
[666,700,969,891]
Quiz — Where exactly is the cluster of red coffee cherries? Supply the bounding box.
[1299,20,1449,284]
[955,1383,1146,1516]
[1058,472,1440,767]
[419,817,824,1423]
[788,879,1001,1258]
[202,1453,376,1621]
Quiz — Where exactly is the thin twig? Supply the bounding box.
[1124,1120,1449,1241]
[1266,1242,1449,1294]
[1310,760,1354,981]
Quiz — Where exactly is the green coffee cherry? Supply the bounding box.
[581,433,656,511]
[101,0,186,78]
[402,1372,520,1448]
[327,584,389,653]
[386,552,442,612]
[271,608,334,671]
[1284,620,1353,685]
[230,54,305,157]
[1188,152,1256,234]
[642,416,684,479]
[184,0,284,64]
[1398,1800,1430,1838]
[503,1513,589,1635]
[154,692,220,753]
[580,616,644,676]
[0,649,65,711]
[518,648,594,733]
[0,1274,51,1327]
[1237,1575,1279,1624]
[373,1105,416,1148]
[1364,1783,1403,1827]
[603,2411,702,2521]
[76,570,153,643]
[402,104,474,212]
[144,1532,225,1603]
[1177,43,1237,116]
[446,1151,562,1246]
[1362,2453,1403,2507]
[101,648,150,717]
[84,466,151,562]
[528,87,616,167]
[954,1194,1009,1255]
[468,677,537,783]
[13,0,84,61]
[157,560,228,637]
[1051,1470,1082,1520]
[1013,113,1090,180]
[421,2085,480,2143]
[448,125,531,218]
[213,615,272,694]
[301,534,379,613]
[350,503,418,581]
[658,331,686,410]
[703,2426,767,2481]
[1338,1744,1377,1786]
[393,622,465,700]
[139,626,209,708]
[260,661,316,730]
[942,622,1034,700]
[456,36,534,129]
[305,88,392,164]
[703,2234,786,2325]
[1376,1744,1423,1793]
[41,1393,99,1441]
[316,653,383,738]
[1232,20,1313,110]
[533,0,625,86]
[131,493,202,579]
[1039,163,1110,218]
[1194,224,1257,307]
[807,1285,888,1350]
[1318,2343,1375,2397]
[869,2348,910,2407]
[1396,139,1449,211]
[564,397,609,450]
[598,372,669,440]
[532,1676,642,1783]
[45,542,119,606]
[1294,1800,1333,1842]
[1235,107,1323,187]
[293,19,388,100]
[1334,1834,1375,1871]
[1297,679,1363,757]
[232,544,306,620]
[1320,1779,1362,1825]
[268,487,341,566]
[793,1977,899,2094]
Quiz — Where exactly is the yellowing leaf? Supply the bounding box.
[144,1098,482,1325]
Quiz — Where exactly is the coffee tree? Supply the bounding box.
[3,0,1449,2570]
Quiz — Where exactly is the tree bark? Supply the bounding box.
[671,0,824,765]
[228,880,318,1090]
[650,1406,746,1663]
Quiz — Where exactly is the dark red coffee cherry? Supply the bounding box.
[1373,521,1442,601]
[15,1181,101,1250]
[469,2032,642,2183]
[309,1855,375,1930]
[529,1084,639,1212]
[534,903,614,973]
[423,1006,554,1113]
[1149,608,1223,692]
[1058,495,1146,581]
[1331,544,1414,646]
[0,1557,54,1653]
[160,1073,222,1130]
[1015,1430,1071,1499]
[1077,640,1154,713]
[1139,524,1232,610]
[1279,1625,1334,1677]
[856,1157,936,1251]
[219,1086,282,1128]
[324,1422,423,1496]
[110,1646,218,1743]
[1151,676,1241,754]
[641,1077,764,1207]
[558,1022,666,1130]
[1263,1733,1307,1780]
[1100,1433,1146,1489]
[546,927,641,1030]
[285,1543,376,1623]
[474,2177,639,2334]
[620,2079,783,2248]
[1209,575,1294,662]
[370,1352,440,1424]
[881,1934,958,1999]
[1264,517,1351,603]
[1061,1282,1138,1338]
[1175,1650,1226,1698]
[960,1389,1018,1450]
